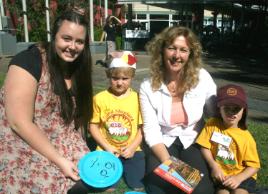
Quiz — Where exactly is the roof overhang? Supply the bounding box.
[117,0,240,4]
[117,0,268,3]
[117,0,267,15]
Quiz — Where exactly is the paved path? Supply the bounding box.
[203,53,268,124]
[1,52,267,124]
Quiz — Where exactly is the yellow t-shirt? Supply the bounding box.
[196,118,260,179]
[91,89,143,151]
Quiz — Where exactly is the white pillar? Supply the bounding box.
[104,0,108,19]
[89,0,94,41]
[146,12,150,32]
[22,0,29,42]
[99,0,102,26]
[0,0,4,16]
[45,0,50,42]
[0,0,4,31]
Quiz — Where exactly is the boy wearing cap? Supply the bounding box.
[196,84,260,194]
[89,51,145,192]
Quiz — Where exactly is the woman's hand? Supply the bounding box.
[57,157,80,181]
[152,143,170,163]
[111,15,121,24]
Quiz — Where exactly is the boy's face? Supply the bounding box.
[220,104,244,128]
[109,72,132,96]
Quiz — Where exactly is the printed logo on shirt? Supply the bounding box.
[104,110,133,148]
[216,144,236,171]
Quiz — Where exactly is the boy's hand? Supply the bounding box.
[211,164,226,183]
[120,146,135,159]
[222,175,242,189]
[106,147,120,157]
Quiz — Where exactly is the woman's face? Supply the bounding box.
[55,20,86,63]
[163,35,190,75]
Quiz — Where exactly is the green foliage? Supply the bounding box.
[5,0,47,42]
[94,26,103,41]
[116,36,122,50]
[4,0,93,42]
[3,0,120,43]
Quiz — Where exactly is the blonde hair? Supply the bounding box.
[145,26,203,93]
[106,67,136,78]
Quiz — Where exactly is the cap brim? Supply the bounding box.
[217,98,247,108]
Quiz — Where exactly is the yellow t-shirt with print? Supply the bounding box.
[91,89,143,151]
[196,118,260,179]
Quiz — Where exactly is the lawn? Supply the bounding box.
[248,122,268,187]
[0,72,267,193]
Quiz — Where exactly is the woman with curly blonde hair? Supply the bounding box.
[140,26,217,194]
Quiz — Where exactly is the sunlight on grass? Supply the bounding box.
[248,122,268,187]
[90,179,131,194]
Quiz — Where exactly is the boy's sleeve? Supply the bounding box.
[90,95,101,123]
[195,119,214,149]
[244,133,261,169]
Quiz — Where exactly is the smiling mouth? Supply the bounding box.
[65,49,77,56]
[65,53,76,59]
[170,57,183,64]
[170,57,177,63]
[170,60,182,65]
[226,115,236,120]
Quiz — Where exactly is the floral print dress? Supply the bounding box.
[0,58,90,194]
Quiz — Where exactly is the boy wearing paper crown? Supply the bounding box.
[89,51,145,192]
[196,84,260,194]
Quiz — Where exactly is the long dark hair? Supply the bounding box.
[45,10,92,130]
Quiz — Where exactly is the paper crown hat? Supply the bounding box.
[109,51,137,69]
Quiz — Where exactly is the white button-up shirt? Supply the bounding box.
[139,68,217,149]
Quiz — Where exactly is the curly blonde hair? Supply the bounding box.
[145,26,203,94]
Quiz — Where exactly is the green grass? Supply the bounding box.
[90,179,132,194]
[0,72,5,87]
[248,122,268,187]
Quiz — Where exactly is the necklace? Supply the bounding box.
[167,82,184,101]
[167,82,177,96]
